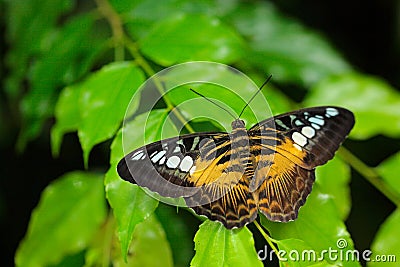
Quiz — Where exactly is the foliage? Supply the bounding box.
[4,0,400,266]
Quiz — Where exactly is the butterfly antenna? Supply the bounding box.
[190,89,237,120]
[238,75,272,118]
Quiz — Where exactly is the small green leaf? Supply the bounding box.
[106,109,178,260]
[304,73,400,139]
[376,152,400,196]
[119,214,174,267]
[368,209,400,267]
[191,220,262,267]
[140,14,244,65]
[105,166,158,262]
[15,171,106,267]
[51,61,145,166]
[228,2,351,87]
[316,156,352,219]
[261,185,360,266]
[78,62,145,167]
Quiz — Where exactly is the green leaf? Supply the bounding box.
[156,204,194,267]
[228,2,351,87]
[16,13,105,151]
[368,209,400,267]
[51,61,145,167]
[140,14,244,65]
[315,157,352,219]
[51,84,83,157]
[160,63,274,130]
[304,73,400,139]
[117,214,174,267]
[105,109,178,260]
[15,171,107,267]
[376,152,400,196]
[4,0,74,99]
[124,0,236,39]
[261,184,360,266]
[105,167,159,262]
[190,220,262,267]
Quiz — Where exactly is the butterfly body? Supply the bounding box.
[117,106,354,229]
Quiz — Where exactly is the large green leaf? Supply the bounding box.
[51,62,145,167]
[261,184,360,266]
[191,220,262,267]
[15,171,107,267]
[304,73,400,139]
[368,209,400,267]
[139,14,244,65]
[376,152,400,196]
[228,2,351,87]
[106,109,178,260]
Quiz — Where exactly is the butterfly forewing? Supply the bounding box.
[117,106,355,228]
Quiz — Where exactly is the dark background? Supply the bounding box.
[1,0,399,266]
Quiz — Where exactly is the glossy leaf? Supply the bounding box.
[368,209,400,267]
[51,61,145,166]
[15,171,106,267]
[140,14,244,65]
[191,220,262,267]
[305,73,400,139]
[228,2,351,87]
[261,185,360,266]
[106,109,177,260]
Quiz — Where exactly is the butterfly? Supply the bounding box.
[117,105,354,229]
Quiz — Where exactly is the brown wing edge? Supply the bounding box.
[257,166,315,222]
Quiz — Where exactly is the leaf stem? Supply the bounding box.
[95,0,195,133]
[338,147,400,206]
[253,220,282,261]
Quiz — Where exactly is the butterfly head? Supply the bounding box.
[231,119,246,130]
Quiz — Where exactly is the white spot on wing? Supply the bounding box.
[151,150,166,163]
[326,107,339,117]
[130,151,144,161]
[294,120,304,126]
[309,116,325,126]
[311,123,321,130]
[292,132,307,147]
[173,146,181,153]
[159,156,166,165]
[166,155,181,169]
[180,156,194,172]
[301,126,316,138]
[191,136,200,150]
[275,119,289,129]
